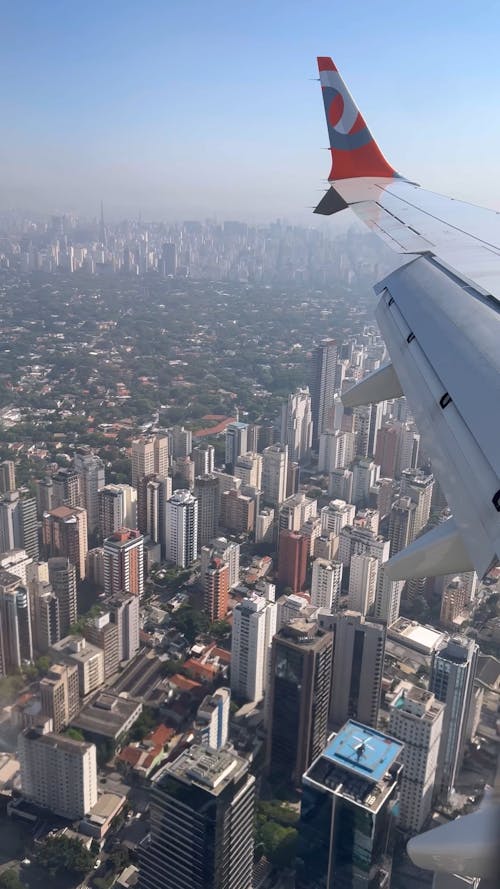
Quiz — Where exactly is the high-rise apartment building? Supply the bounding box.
[277,530,309,593]
[165,490,198,568]
[370,476,396,519]
[296,721,403,889]
[83,611,120,679]
[192,443,215,477]
[320,498,355,537]
[220,489,255,534]
[137,474,171,552]
[50,635,105,697]
[328,466,353,502]
[40,662,80,732]
[261,444,288,507]
[234,452,263,489]
[169,425,192,460]
[389,496,417,556]
[347,553,379,616]
[98,483,137,539]
[440,580,467,628]
[73,447,105,532]
[51,468,81,510]
[351,458,380,507]
[18,728,97,820]
[103,528,144,597]
[194,687,230,750]
[106,591,140,662]
[193,474,219,547]
[400,469,434,535]
[430,636,478,803]
[310,558,342,611]
[310,338,337,447]
[0,460,16,493]
[42,505,88,579]
[318,429,355,474]
[48,557,77,636]
[266,620,333,787]
[139,746,255,889]
[374,564,404,626]
[32,581,60,653]
[36,476,53,518]
[281,388,313,462]
[225,421,248,470]
[200,537,240,590]
[0,548,32,585]
[0,570,33,671]
[0,492,39,560]
[231,593,277,704]
[132,435,169,487]
[338,523,390,569]
[318,609,386,729]
[389,686,444,833]
[203,558,229,622]
[279,492,317,534]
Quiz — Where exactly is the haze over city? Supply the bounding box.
[2,0,500,221]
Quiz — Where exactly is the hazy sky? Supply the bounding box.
[2,0,500,222]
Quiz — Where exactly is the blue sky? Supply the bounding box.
[1,0,500,221]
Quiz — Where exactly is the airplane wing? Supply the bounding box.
[315,56,500,580]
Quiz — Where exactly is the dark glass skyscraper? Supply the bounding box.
[310,338,337,448]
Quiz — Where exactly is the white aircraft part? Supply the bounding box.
[384,517,473,581]
[341,362,403,408]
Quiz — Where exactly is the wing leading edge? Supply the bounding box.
[315,55,500,580]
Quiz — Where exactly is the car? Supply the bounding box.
[93,859,101,870]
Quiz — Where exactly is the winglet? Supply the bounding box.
[317,56,397,181]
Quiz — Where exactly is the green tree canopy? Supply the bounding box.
[35,835,95,877]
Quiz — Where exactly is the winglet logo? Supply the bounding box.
[317,56,397,181]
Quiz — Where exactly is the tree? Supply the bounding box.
[0,870,24,889]
[209,620,231,641]
[171,607,209,643]
[35,835,95,877]
[65,727,84,742]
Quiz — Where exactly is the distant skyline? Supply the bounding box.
[2,0,500,222]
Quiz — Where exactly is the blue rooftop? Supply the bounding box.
[322,720,403,784]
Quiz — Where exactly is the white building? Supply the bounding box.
[165,490,198,568]
[225,422,248,468]
[280,388,313,462]
[320,499,355,537]
[0,548,32,585]
[338,524,390,569]
[256,507,275,544]
[348,553,379,616]
[328,467,353,502]
[261,444,288,507]
[389,686,444,833]
[279,492,317,534]
[276,592,316,631]
[234,452,263,489]
[50,635,104,697]
[231,593,277,704]
[310,559,343,611]
[200,537,240,589]
[194,687,230,750]
[318,430,354,474]
[374,564,404,626]
[73,447,105,532]
[352,459,380,507]
[18,728,97,820]
[98,484,137,539]
[131,435,169,487]
[107,591,140,662]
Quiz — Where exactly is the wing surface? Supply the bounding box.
[316,56,500,578]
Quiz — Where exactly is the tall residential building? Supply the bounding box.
[73,447,105,532]
[165,490,198,568]
[106,591,140,662]
[225,421,249,470]
[42,505,88,579]
[389,496,417,556]
[52,468,81,510]
[440,580,467,628]
[400,469,434,535]
[0,460,16,493]
[318,429,355,473]
[318,610,386,729]
[192,443,215,477]
[170,425,192,460]
[83,611,120,679]
[98,483,137,539]
[0,492,39,560]
[370,476,396,519]
[231,593,277,704]
[200,537,240,590]
[220,489,255,534]
[320,498,355,537]
[279,492,317,534]
[48,557,77,636]
[351,459,380,507]
[36,476,53,518]
[310,338,337,447]
[137,474,171,551]
[103,529,144,597]
[277,530,309,593]
[374,422,403,479]
[281,388,313,462]
[194,687,230,750]
[0,548,32,585]
[173,455,195,489]
[0,571,33,670]
[374,564,404,626]
[234,452,263,489]
[193,474,219,547]
[261,444,288,507]
[131,435,169,487]
[347,553,379,616]
[389,686,444,833]
[50,635,104,697]
[266,620,333,787]
[310,558,343,611]
[338,523,390,569]
[139,746,255,889]
[40,662,80,732]
[204,558,229,622]
[255,507,275,544]
[18,728,97,820]
[328,467,353,503]
[296,721,403,889]
[430,636,478,803]
[32,581,60,653]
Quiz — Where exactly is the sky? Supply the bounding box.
[1,0,500,222]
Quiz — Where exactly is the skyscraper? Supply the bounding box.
[320,499,355,537]
[318,610,386,730]
[277,530,309,593]
[192,443,215,477]
[193,474,219,547]
[103,529,144,598]
[73,447,105,532]
[98,483,137,540]
[261,443,288,507]
[389,496,417,556]
[347,553,379,616]
[51,468,82,509]
[132,435,169,487]
[106,591,140,662]
[296,721,403,889]
[351,459,380,507]
[281,387,313,462]
[266,620,333,787]
[225,421,248,470]
[200,537,240,590]
[400,469,434,536]
[137,474,171,553]
[374,564,404,627]
[389,686,444,833]
[139,746,255,889]
[429,636,478,804]
[203,558,229,622]
[234,452,263,489]
[310,558,343,611]
[0,570,33,671]
[0,492,38,560]
[165,490,198,568]
[230,592,277,704]
[0,460,16,494]
[42,505,88,579]
[48,557,77,636]
[318,429,355,474]
[19,728,97,820]
[310,338,337,447]
[40,662,80,732]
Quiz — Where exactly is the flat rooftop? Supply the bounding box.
[388,618,445,653]
[323,721,403,784]
[156,744,246,797]
[71,692,142,740]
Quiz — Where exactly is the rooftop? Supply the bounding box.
[157,744,246,796]
[71,691,142,740]
[322,721,403,784]
[388,618,446,654]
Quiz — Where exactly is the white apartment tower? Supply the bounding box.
[73,447,105,532]
[234,452,263,489]
[348,553,379,616]
[321,499,355,537]
[318,430,355,474]
[231,593,277,704]
[165,490,198,568]
[374,565,404,626]
[131,435,169,487]
[18,728,97,820]
[262,444,288,507]
[310,558,343,611]
[280,388,313,462]
[389,687,444,833]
